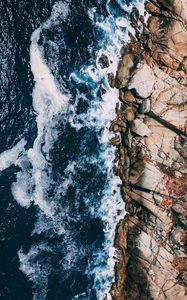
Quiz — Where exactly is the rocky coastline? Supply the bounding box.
[107,1,187,299]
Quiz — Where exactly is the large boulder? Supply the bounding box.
[128,64,155,98]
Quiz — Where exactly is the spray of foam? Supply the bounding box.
[81,1,146,298]
[0,139,27,172]
[11,4,69,215]
[18,243,53,300]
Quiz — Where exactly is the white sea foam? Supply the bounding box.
[18,243,52,300]
[0,138,26,172]
[11,24,69,215]
[44,1,70,28]
[58,162,76,196]
[85,1,146,298]
[15,3,76,298]
[30,28,68,116]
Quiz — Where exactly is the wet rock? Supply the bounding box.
[107,72,115,88]
[110,136,121,146]
[98,53,110,68]
[131,119,151,136]
[119,145,126,164]
[113,165,120,176]
[109,120,127,133]
[128,63,155,98]
[124,108,136,121]
[99,85,107,95]
[109,123,119,133]
[119,89,136,104]
[145,2,162,15]
[130,7,140,29]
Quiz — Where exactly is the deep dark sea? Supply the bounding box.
[0,0,141,299]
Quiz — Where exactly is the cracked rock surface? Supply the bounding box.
[110,1,187,299]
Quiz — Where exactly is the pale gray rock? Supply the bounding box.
[139,98,151,113]
[131,119,151,136]
[128,64,155,98]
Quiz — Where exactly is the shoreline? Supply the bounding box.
[109,1,187,299]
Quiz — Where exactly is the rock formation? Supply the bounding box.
[109,1,187,299]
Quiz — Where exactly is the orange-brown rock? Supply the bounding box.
[110,136,121,146]
[124,108,136,121]
[108,72,116,88]
[110,1,187,299]
[115,43,142,88]
[119,89,136,104]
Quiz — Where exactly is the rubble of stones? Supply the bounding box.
[100,1,187,299]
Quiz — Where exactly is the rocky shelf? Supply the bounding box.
[108,1,187,299]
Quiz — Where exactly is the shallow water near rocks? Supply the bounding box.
[0,0,144,299]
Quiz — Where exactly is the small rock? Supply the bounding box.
[110,118,127,133]
[171,227,185,246]
[139,98,151,113]
[159,151,166,159]
[117,120,127,128]
[128,63,155,98]
[98,54,110,69]
[109,123,119,133]
[130,7,140,28]
[124,108,136,121]
[139,15,145,24]
[145,2,161,15]
[113,165,120,176]
[100,86,107,95]
[113,124,120,132]
[175,171,182,178]
[110,136,121,146]
[130,7,139,22]
[108,72,115,88]
[153,193,162,204]
[115,102,120,114]
[119,89,136,103]
[131,119,151,136]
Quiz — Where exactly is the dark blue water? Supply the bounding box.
[0,0,138,299]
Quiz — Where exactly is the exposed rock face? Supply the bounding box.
[110,1,187,299]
